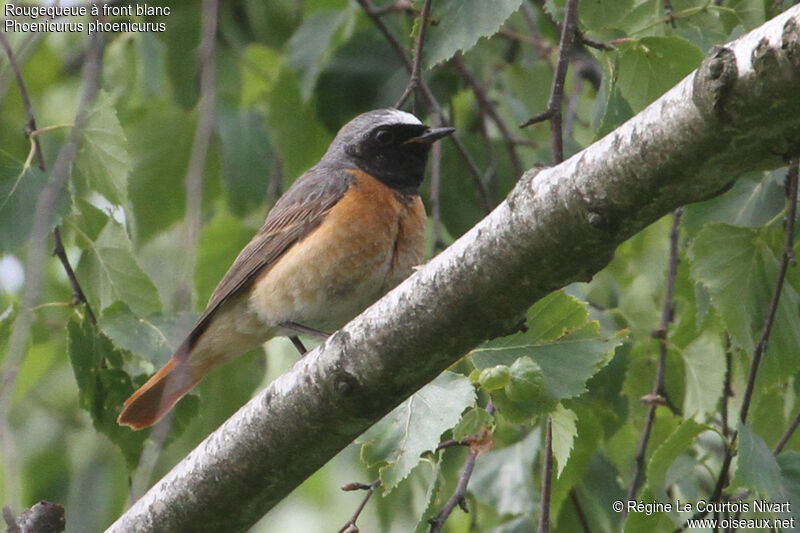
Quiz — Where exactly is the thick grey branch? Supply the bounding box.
[106,9,800,533]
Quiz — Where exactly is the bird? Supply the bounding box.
[117,108,454,429]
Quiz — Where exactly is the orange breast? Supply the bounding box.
[249,170,426,332]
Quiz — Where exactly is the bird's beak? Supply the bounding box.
[404,126,456,144]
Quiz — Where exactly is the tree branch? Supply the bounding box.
[105,9,800,532]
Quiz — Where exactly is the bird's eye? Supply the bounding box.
[375,129,394,145]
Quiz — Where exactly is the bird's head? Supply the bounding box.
[323,108,454,195]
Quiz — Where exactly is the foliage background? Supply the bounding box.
[1,0,799,532]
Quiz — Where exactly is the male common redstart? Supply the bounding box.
[117,109,454,429]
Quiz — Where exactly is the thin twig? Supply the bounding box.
[538,416,554,533]
[720,334,733,439]
[739,159,798,423]
[578,30,615,51]
[0,34,96,325]
[395,0,432,109]
[519,0,579,164]
[429,403,495,532]
[53,228,97,325]
[373,0,416,17]
[773,410,800,455]
[0,29,104,513]
[452,53,523,178]
[429,446,479,533]
[571,489,593,533]
[336,480,381,533]
[625,208,683,512]
[0,32,44,170]
[664,0,678,28]
[429,114,446,252]
[356,0,495,212]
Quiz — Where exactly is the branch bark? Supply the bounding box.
[106,8,800,533]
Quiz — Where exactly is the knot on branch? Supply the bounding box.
[506,165,546,212]
[782,17,800,68]
[640,393,667,407]
[3,502,65,533]
[692,45,737,122]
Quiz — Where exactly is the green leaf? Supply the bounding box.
[358,371,475,492]
[412,459,444,533]
[645,418,707,499]
[505,357,545,403]
[241,44,332,182]
[424,0,524,67]
[551,403,578,478]
[127,104,195,241]
[615,36,704,112]
[74,219,161,316]
[549,404,606,519]
[74,91,132,207]
[195,213,255,306]
[682,171,786,236]
[469,429,539,516]
[580,0,634,31]
[287,9,355,101]
[452,407,494,441]
[478,365,511,391]
[0,166,47,253]
[689,223,800,386]
[526,290,589,343]
[622,487,671,533]
[265,66,332,183]
[67,317,148,468]
[732,422,785,499]
[99,301,193,367]
[215,105,272,215]
[681,332,725,419]
[472,322,624,402]
[72,198,110,245]
[777,452,800,524]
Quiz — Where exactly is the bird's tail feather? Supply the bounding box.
[117,356,199,430]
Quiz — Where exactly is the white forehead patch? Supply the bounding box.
[385,109,423,125]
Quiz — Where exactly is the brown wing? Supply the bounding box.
[182,166,355,352]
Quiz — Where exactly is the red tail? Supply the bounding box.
[117,358,199,430]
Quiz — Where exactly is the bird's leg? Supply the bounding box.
[281,321,331,339]
[282,322,330,357]
[289,336,308,356]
